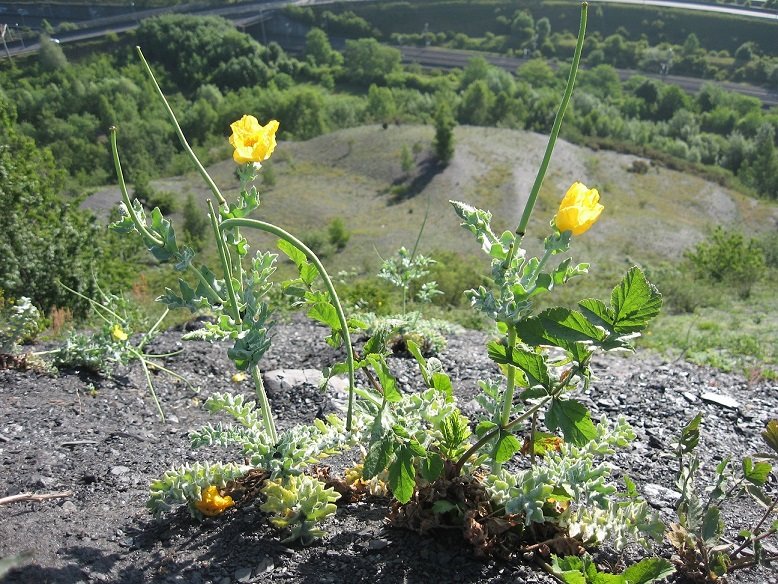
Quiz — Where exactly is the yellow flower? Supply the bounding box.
[111,324,128,342]
[195,485,234,517]
[231,372,247,383]
[229,115,279,165]
[554,182,604,236]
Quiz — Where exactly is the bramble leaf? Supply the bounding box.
[487,341,552,390]
[363,436,393,479]
[701,506,723,545]
[742,457,772,486]
[367,355,401,402]
[546,399,598,447]
[389,445,416,504]
[421,453,444,482]
[621,557,675,583]
[493,431,521,464]
[678,413,703,455]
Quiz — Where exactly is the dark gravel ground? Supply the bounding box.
[1,317,776,584]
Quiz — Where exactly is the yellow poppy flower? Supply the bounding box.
[111,324,128,342]
[554,182,604,236]
[229,115,279,165]
[195,485,234,517]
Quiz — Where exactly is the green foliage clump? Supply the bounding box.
[433,101,455,165]
[685,227,766,299]
[0,96,101,318]
[0,296,42,355]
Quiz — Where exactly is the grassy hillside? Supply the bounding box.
[85,124,778,373]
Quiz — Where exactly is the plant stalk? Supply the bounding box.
[135,46,227,206]
[504,1,588,268]
[252,364,278,444]
[220,217,357,433]
[207,200,242,325]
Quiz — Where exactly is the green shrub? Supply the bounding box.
[327,218,351,251]
[685,226,766,299]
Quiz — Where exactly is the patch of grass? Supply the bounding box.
[639,277,778,376]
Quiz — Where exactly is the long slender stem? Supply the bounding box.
[132,349,165,423]
[252,364,278,444]
[207,200,242,325]
[135,47,227,206]
[220,217,357,432]
[504,1,588,268]
[186,263,224,305]
[109,128,164,247]
[138,308,169,351]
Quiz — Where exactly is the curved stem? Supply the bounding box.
[135,46,227,206]
[504,1,588,268]
[109,128,163,247]
[207,200,242,324]
[220,217,356,432]
[186,263,225,305]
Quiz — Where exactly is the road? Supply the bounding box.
[588,0,778,21]
[399,45,778,108]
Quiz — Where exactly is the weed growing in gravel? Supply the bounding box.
[668,415,778,581]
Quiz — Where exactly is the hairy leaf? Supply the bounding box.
[493,432,522,464]
[487,341,551,390]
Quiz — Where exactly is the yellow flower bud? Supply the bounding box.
[195,485,234,517]
[554,182,604,236]
[231,372,247,383]
[111,324,128,342]
[229,115,279,165]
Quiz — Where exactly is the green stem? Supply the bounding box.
[135,46,227,206]
[499,327,518,427]
[109,128,164,248]
[504,1,588,268]
[58,281,125,325]
[186,263,224,305]
[252,364,278,444]
[131,348,165,423]
[138,308,169,351]
[207,200,242,325]
[454,362,583,475]
[220,217,357,433]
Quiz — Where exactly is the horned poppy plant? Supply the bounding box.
[195,485,234,517]
[229,115,280,165]
[555,182,604,236]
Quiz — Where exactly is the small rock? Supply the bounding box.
[255,557,274,574]
[110,465,130,475]
[643,483,681,509]
[61,500,77,513]
[700,392,739,410]
[682,391,697,403]
[234,567,252,582]
[366,538,389,551]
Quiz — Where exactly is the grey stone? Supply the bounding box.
[234,567,252,583]
[110,465,130,475]
[700,392,740,410]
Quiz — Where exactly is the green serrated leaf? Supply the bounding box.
[487,341,552,390]
[431,499,457,514]
[389,445,416,504]
[431,372,453,398]
[520,307,607,353]
[701,506,723,545]
[493,432,521,464]
[367,355,401,403]
[762,420,778,455]
[609,266,662,333]
[546,399,598,447]
[307,302,340,332]
[621,557,675,584]
[743,457,772,486]
[421,453,445,482]
[475,420,498,438]
[363,436,393,479]
[408,439,426,458]
[679,413,703,454]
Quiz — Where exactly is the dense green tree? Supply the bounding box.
[0,95,100,316]
[366,84,397,123]
[305,28,343,68]
[740,124,778,198]
[458,80,495,126]
[279,87,327,139]
[39,34,68,71]
[342,39,401,85]
[433,101,455,165]
[579,65,622,101]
